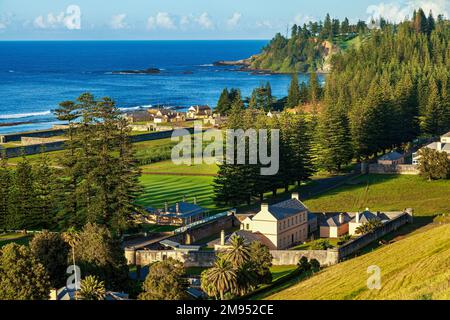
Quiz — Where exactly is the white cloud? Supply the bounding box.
[196,12,214,29]
[256,20,274,29]
[293,14,314,26]
[33,5,81,30]
[367,0,449,24]
[110,14,128,30]
[0,13,14,30]
[147,12,176,30]
[227,12,242,27]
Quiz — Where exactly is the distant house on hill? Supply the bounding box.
[412,131,450,165]
[124,109,154,123]
[153,109,179,123]
[240,193,310,249]
[187,105,212,119]
[377,151,405,165]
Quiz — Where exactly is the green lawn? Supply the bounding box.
[270,266,297,281]
[290,238,341,250]
[141,159,218,175]
[0,233,33,247]
[267,224,450,300]
[137,174,226,213]
[304,174,450,217]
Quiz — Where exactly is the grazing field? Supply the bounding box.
[267,224,450,300]
[304,174,450,217]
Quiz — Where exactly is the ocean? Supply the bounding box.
[0,40,311,134]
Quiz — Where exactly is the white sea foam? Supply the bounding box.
[0,110,52,120]
[199,64,213,67]
[119,105,153,111]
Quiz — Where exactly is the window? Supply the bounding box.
[246,224,250,230]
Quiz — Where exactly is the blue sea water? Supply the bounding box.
[0,41,310,134]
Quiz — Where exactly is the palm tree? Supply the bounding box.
[224,235,251,268]
[203,257,237,300]
[62,227,80,293]
[355,219,383,235]
[77,275,106,300]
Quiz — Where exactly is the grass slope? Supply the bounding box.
[304,174,450,216]
[267,224,450,300]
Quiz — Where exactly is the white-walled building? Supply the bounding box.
[240,193,309,249]
[413,131,450,165]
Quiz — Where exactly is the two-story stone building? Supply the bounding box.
[240,193,309,249]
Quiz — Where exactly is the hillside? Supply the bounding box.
[267,224,450,300]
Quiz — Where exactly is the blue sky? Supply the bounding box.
[0,0,448,40]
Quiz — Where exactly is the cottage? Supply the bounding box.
[377,151,405,165]
[413,131,450,165]
[348,209,382,236]
[187,105,212,119]
[241,193,310,249]
[318,212,352,238]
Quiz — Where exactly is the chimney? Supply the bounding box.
[339,213,344,224]
[355,212,360,224]
[292,192,300,200]
[261,203,269,211]
[164,202,168,212]
[183,195,186,202]
[437,142,442,151]
[176,203,180,214]
[193,197,197,205]
[220,230,225,246]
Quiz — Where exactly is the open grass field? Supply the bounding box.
[137,174,227,213]
[267,224,450,300]
[304,174,450,217]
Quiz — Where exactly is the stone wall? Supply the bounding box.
[21,136,66,146]
[2,141,65,158]
[125,247,339,268]
[338,211,412,259]
[368,163,419,175]
[129,128,195,143]
[0,128,67,143]
[270,249,339,266]
[125,249,217,268]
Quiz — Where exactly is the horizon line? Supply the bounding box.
[0,38,271,42]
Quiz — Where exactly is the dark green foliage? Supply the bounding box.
[418,148,450,180]
[249,13,363,73]
[30,231,70,288]
[74,223,130,291]
[54,93,142,233]
[286,73,301,108]
[0,243,51,300]
[214,107,315,206]
[138,258,188,300]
